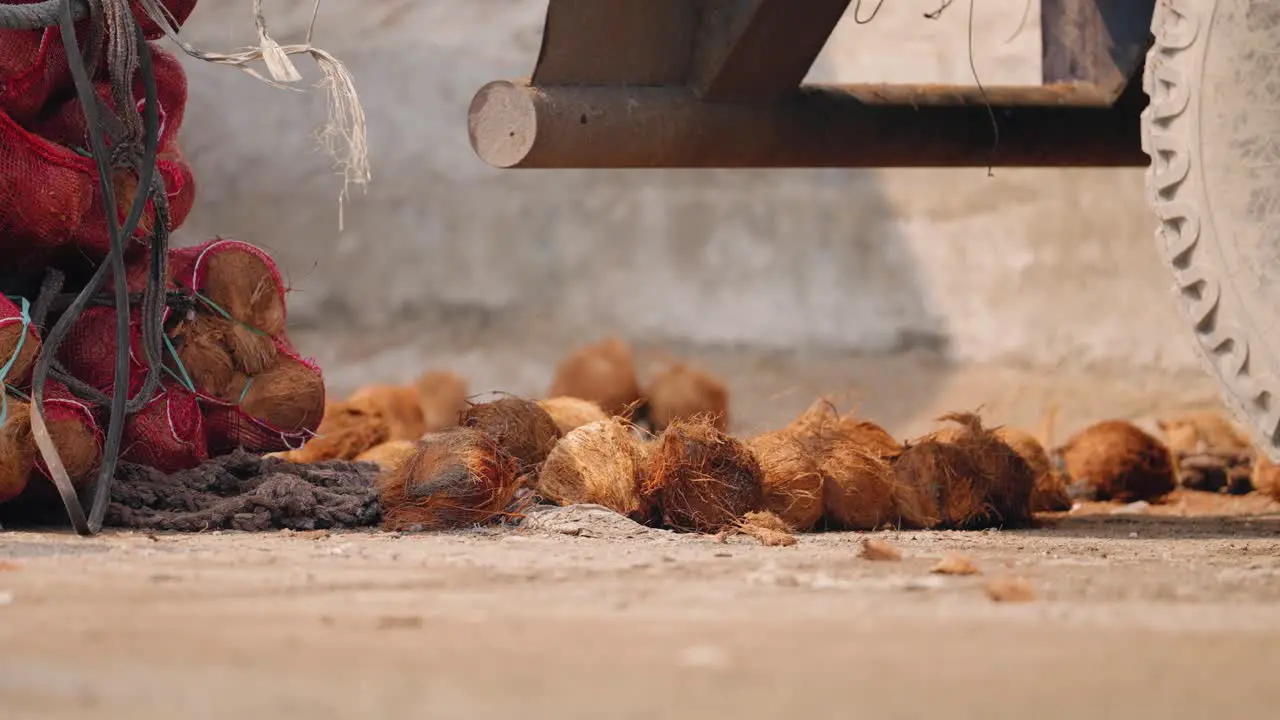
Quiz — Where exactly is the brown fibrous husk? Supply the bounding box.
[224,323,278,376]
[646,362,730,432]
[536,418,647,519]
[995,426,1072,513]
[746,430,824,532]
[47,416,101,485]
[203,247,287,338]
[1254,455,1280,503]
[893,413,1036,530]
[460,397,561,476]
[786,398,901,460]
[820,437,900,530]
[347,384,427,441]
[378,427,520,531]
[171,314,236,400]
[355,440,419,471]
[643,419,764,533]
[733,510,797,547]
[0,400,35,502]
[239,355,325,433]
[1157,409,1253,456]
[0,324,39,388]
[538,396,610,436]
[417,371,469,433]
[548,338,643,417]
[1055,420,1176,503]
[285,397,391,464]
[860,538,903,561]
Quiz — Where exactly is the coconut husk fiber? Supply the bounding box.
[818,434,900,530]
[378,427,521,531]
[538,396,610,436]
[548,338,643,417]
[745,430,824,532]
[239,354,325,433]
[1253,455,1280,503]
[646,362,730,432]
[203,246,287,338]
[355,440,419,471]
[0,322,39,388]
[347,384,427,441]
[644,419,764,533]
[893,413,1036,530]
[786,399,902,460]
[417,371,468,433]
[0,399,35,502]
[537,419,647,519]
[46,413,101,486]
[994,426,1071,513]
[1054,420,1176,503]
[460,397,561,477]
[1157,410,1255,493]
[171,314,238,400]
[285,397,391,464]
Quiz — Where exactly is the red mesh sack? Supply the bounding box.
[0,27,72,122]
[34,378,103,488]
[1,294,39,390]
[55,305,151,397]
[203,342,325,455]
[120,381,207,472]
[170,238,289,339]
[0,42,195,268]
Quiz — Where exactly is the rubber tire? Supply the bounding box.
[1142,0,1280,460]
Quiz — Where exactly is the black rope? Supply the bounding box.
[0,0,89,29]
[24,0,168,536]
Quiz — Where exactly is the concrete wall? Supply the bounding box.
[170,0,1197,371]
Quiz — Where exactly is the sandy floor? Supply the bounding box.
[3,341,1276,719]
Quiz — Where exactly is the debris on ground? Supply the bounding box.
[860,538,903,562]
[720,510,798,547]
[521,503,661,540]
[985,577,1037,603]
[932,554,981,576]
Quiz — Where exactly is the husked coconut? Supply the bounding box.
[0,399,34,502]
[416,371,468,433]
[537,419,647,519]
[239,354,325,433]
[347,384,427,441]
[1055,420,1176,503]
[460,397,562,476]
[378,427,520,531]
[745,430,824,532]
[286,396,390,464]
[548,338,642,417]
[644,419,764,533]
[646,362,730,432]
[995,426,1071,513]
[538,396,610,435]
[355,440,419,471]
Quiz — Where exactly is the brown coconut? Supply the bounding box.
[1157,409,1253,456]
[0,323,39,388]
[417,371,469,433]
[347,384,427,441]
[355,440,419,471]
[548,338,642,417]
[786,399,901,460]
[1253,455,1280,503]
[171,314,238,400]
[644,419,764,533]
[286,397,390,464]
[536,419,647,519]
[646,362,730,432]
[0,399,35,502]
[203,247,287,337]
[239,355,325,433]
[538,396,610,436]
[995,426,1071,513]
[1055,420,1176,502]
[745,430,824,532]
[46,415,101,486]
[459,397,561,476]
[378,427,520,531]
[819,435,900,530]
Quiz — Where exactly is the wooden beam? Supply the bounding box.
[1041,0,1155,105]
[689,0,853,101]
[531,0,698,86]
[468,80,1147,170]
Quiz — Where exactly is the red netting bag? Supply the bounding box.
[35,378,103,487]
[1,294,39,390]
[169,238,289,339]
[0,41,195,268]
[55,304,151,397]
[120,381,207,472]
[202,342,325,455]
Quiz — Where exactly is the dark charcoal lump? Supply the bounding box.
[106,450,383,532]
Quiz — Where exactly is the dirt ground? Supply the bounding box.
[4,347,1280,719]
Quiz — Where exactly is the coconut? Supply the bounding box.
[285,397,391,464]
[378,427,520,531]
[417,371,469,433]
[459,397,561,476]
[819,435,900,530]
[239,355,325,433]
[347,384,427,441]
[1253,455,1280,503]
[0,399,35,502]
[536,419,647,518]
[171,314,238,400]
[0,322,39,389]
[1157,410,1253,456]
[646,362,730,432]
[644,419,764,533]
[1054,420,1176,502]
[935,413,1036,527]
[786,399,901,460]
[355,440,419,471]
[994,426,1071,513]
[538,396,610,436]
[46,414,101,486]
[745,430,824,532]
[548,338,642,417]
[202,245,287,338]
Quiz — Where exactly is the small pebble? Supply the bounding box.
[860,538,903,562]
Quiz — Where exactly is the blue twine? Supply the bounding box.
[0,297,32,428]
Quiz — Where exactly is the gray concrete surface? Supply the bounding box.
[167,1,1196,373]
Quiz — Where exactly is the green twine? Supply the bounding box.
[161,330,197,394]
[238,377,253,405]
[193,291,270,338]
[0,296,32,428]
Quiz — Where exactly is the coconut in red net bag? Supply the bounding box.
[1,294,39,391]
[120,381,208,472]
[0,42,195,269]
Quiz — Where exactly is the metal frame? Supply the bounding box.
[469,0,1156,169]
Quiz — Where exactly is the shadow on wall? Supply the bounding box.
[170,0,954,427]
